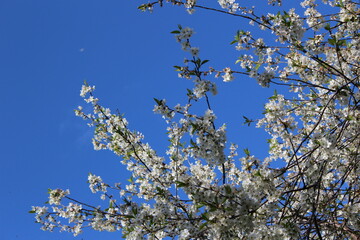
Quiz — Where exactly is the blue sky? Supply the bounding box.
[0,1,282,239]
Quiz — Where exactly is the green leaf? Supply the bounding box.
[209,205,217,212]
[335,0,344,7]
[269,90,278,100]
[196,203,205,209]
[224,185,232,194]
[170,30,180,34]
[328,38,336,46]
[201,212,209,221]
[186,88,193,97]
[137,4,148,11]
[199,222,208,230]
[190,123,198,134]
[338,39,346,47]
[190,138,197,148]
[201,59,209,66]
[153,98,162,105]
[243,148,251,156]
[324,23,331,31]
[156,186,165,195]
[243,116,254,126]
[127,175,134,183]
[132,207,138,215]
[254,170,262,177]
[175,181,188,187]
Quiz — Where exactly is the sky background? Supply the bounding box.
[0,0,295,239]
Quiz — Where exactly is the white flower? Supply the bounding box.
[48,189,70,205]
[222,67,234,82]
[80,84,95,97]
[190,47,199,56]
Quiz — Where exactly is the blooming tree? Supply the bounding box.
[32,0,360,239]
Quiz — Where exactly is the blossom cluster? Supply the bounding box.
[173,25,199,57]
[218,0,239,13]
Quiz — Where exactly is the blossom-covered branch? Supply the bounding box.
[33,0,360,239]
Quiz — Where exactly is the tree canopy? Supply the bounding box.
[32,0,360,239]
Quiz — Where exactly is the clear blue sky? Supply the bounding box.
[0,1,280,239]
